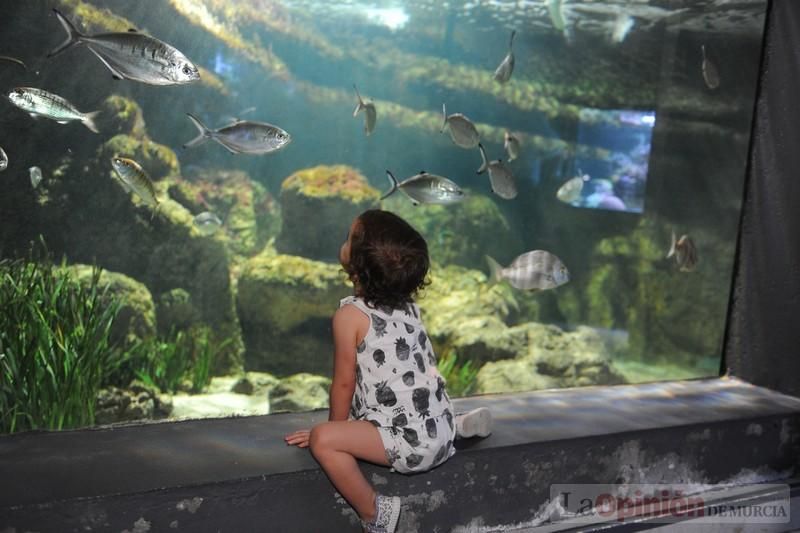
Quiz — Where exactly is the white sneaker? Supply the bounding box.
[455,407,492,439]
[362,494,401,533]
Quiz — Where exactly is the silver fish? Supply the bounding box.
[701,45,720,90]
[486,251,570,291]
[477,143,517,199]
[8,87,99,133]
[546,0,566,31]
[193,211,223,235]
[49,9,199,86]
[667,230,698,272]
[556,174,588,204]
[353,84,377,136]
[184,114,291,155]
[111,156,159,213]
[493,30,515,84]
[441,103,480,149]
[610,14,634,44]
[504,131,520,162]
[382,170,465,205]
[0,147,7,171]
[29,166,42,189]
[0,55,26,71]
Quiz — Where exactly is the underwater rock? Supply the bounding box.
[236,249,350,375]
[417,264,526,366]
[156,288,200,335]
[419,265,518,332]
[237,250,350,332]
[476,359,559,395]
[231,376,254,395]
[95,381,172,425]
[55,150,244,375]
[445,318,531,367]
[99,134,179,181]
[384,192,523,271]
[557,217,728,365]
[168,168,280,258]
[69,265,156,346]
[475,323,625,393]
[268,373,331,412]
[276,165,380,261]
[96,95,147,138]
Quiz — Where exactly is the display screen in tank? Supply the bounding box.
[557,109,655,214]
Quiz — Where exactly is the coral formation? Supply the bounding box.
[168,169,280,259]
[269,373,331,412]
[236,248,350,375]
[475,323,625,393]
[276,165,381,261]
[69,264,156,345]
[557,217,730,366]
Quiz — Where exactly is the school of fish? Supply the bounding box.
[0,2,713,293]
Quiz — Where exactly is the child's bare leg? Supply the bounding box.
[310,420,390,522]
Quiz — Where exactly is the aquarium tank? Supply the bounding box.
[0,0,768,434]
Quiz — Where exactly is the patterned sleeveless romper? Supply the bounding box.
[341,296,456,474]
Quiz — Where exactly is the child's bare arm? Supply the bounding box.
[329,305,367,421]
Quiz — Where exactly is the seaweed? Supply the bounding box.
[123,325,232,394]
[0,246,124,433]
[437,351,479,398]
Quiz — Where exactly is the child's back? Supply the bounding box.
[342,295,455,473]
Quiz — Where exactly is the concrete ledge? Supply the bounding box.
[1,378,799,531]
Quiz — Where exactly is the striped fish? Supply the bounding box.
[110,156,159,215]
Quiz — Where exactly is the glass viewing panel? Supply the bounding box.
[0,0,768,433]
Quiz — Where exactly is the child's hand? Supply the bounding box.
[284,429,311,448]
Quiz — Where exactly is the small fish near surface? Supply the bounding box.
[353,84,377,136]
[110,156,159,216]
[556,174,589,204]
[546,0,566,31]
[504,131,520,162]
[610,14,634,44]
[667,230,698,272]
[183,114,291,155]
[382,170,465,205]
[193,211,223,235]
[441,103,480,149]
[493,30,516,84]
[8,87,99,133]
[477,143,517,199]
[29,166,42,189]
[49,9,199,86]
[0,55,27,71]
[701,45,720,90]
[0,147,7,171]
[486,250,570,291]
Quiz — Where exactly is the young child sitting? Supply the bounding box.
[285,209,490,532]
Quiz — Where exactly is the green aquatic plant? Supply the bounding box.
[437,351,479,398]
[126,325,231,394]
[0,257,123,433]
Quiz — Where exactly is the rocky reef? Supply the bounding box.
[384,192,524,271]
[237,248,350,376]
[276,165,381,261]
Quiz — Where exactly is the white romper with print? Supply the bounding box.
[341,296,456,474]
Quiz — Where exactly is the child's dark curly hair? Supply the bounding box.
[344,210,429,310]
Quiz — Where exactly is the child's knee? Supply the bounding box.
[309,423,331,455]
